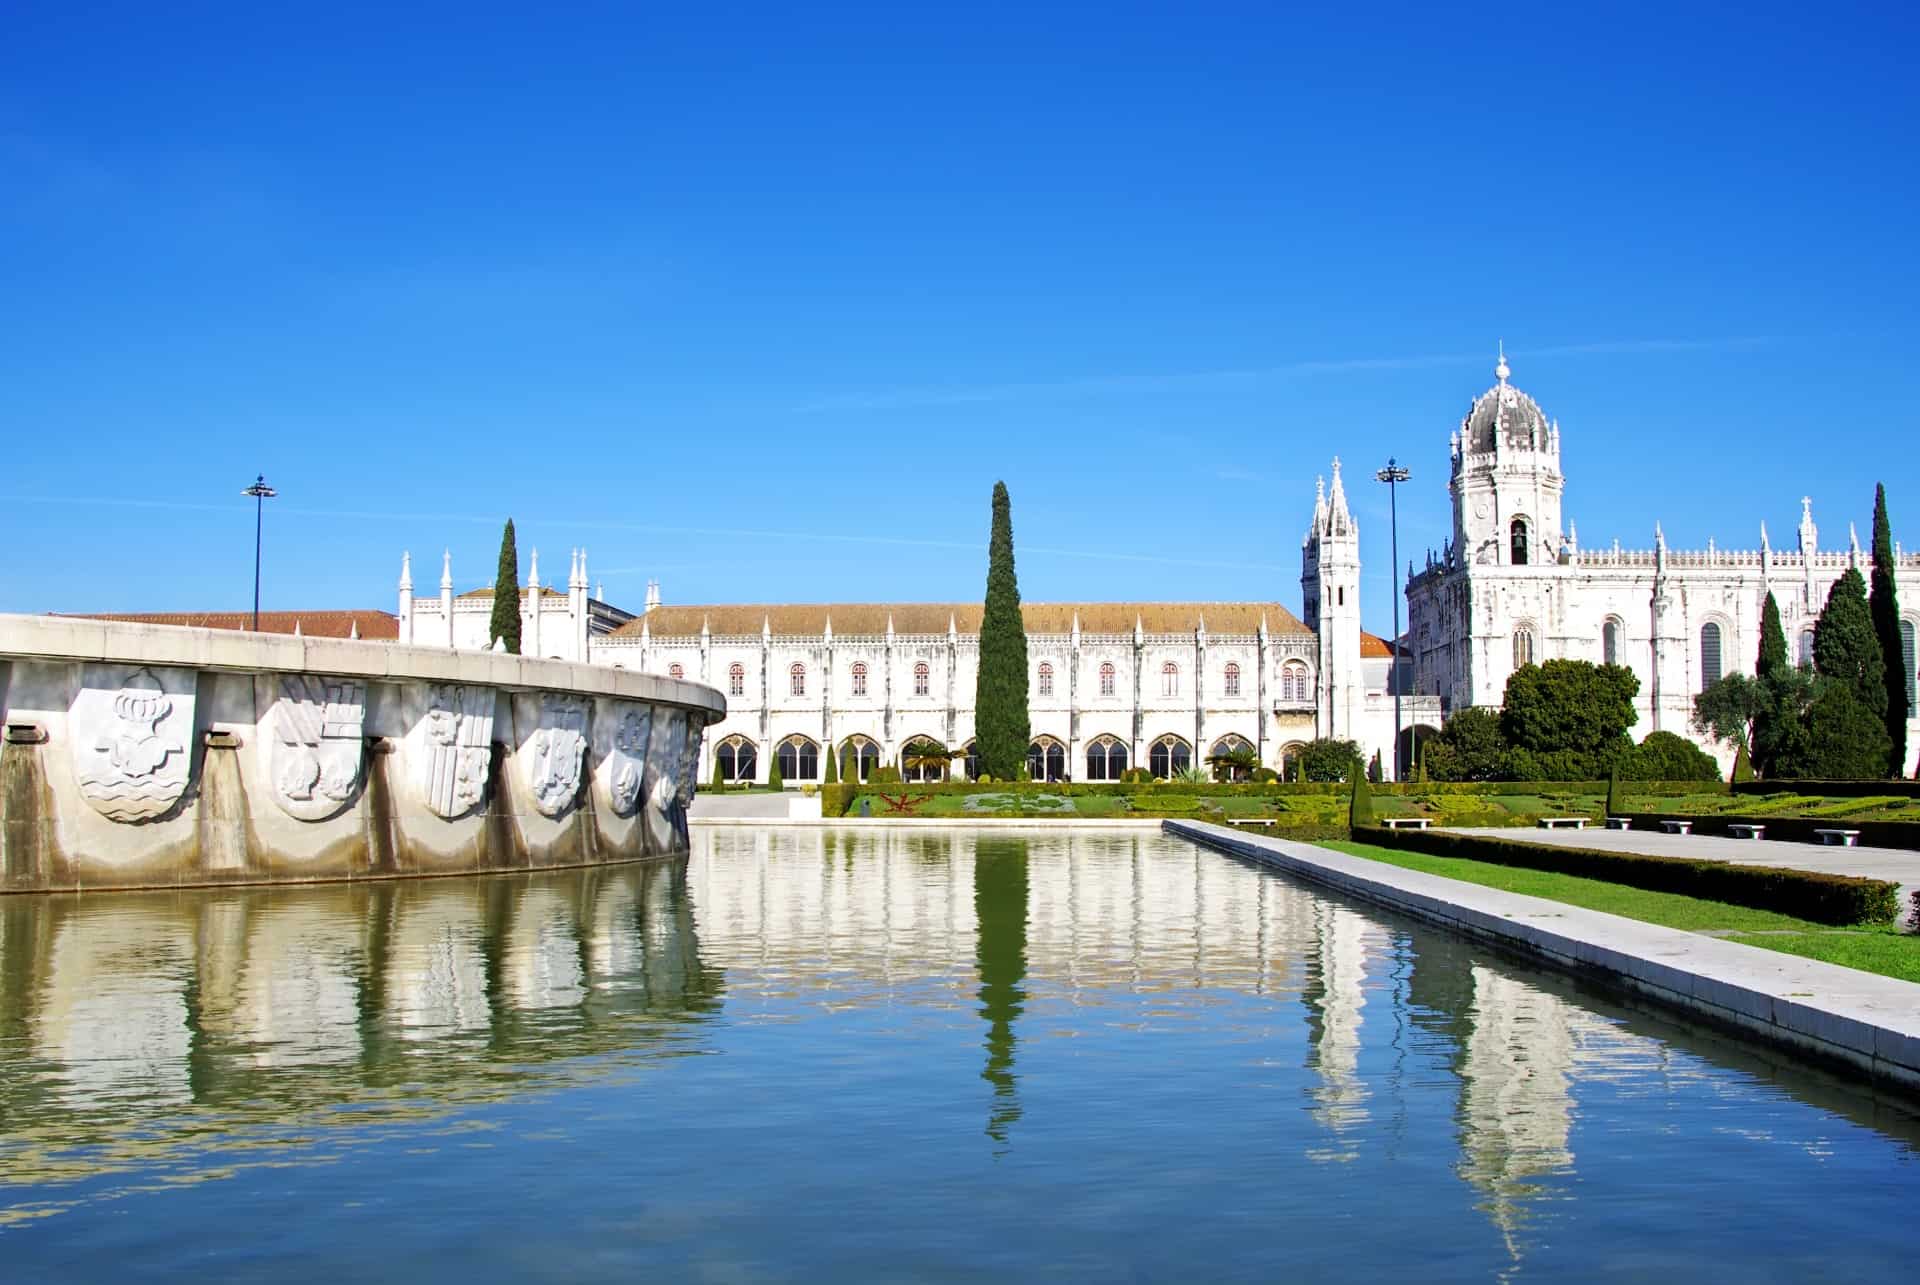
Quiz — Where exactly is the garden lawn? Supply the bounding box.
[1324,840,1920,984]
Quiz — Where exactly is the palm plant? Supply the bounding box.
[902,739,956,782]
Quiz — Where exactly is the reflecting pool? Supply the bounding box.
[1,827,1916,1280]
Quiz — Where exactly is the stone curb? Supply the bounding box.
[1164,819,1920,1096]
[692,817,1164,829]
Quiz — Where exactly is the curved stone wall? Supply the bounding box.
[0,615,726,892]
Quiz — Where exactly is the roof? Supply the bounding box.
[1359,630,1397,658]
[613,601,1313,639]
[1463,379,1550,453]
[58,610,401,640]
[456,585,568,600]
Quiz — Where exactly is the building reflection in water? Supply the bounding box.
[1,825,1868,1250]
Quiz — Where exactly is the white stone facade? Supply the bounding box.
[1407,351,1920,765]
[397,547,636,662]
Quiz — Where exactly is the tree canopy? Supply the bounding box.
[1500,659,1638,778]
[1813,567,1886,719]
[1422,707,1508,782]
[1296,738,1362,782]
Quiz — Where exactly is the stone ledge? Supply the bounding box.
[0,613,724,716]
[1164,819,1920,1096]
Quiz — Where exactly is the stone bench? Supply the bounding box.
[1814,828,1862,847]
[1379,817,1432,830]
[1726,823,1766,840]
[1658,819,1693,835]
[1537,817,1589,830]
[1604,816,1633,831]
[1225,817,1276,828]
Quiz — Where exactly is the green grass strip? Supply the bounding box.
[1323,840,1920,984]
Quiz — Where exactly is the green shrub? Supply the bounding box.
[1250,767,1280,784]
[1299,738,1362,782]
[1623,731,1721,782]
[1349,764,1375,830]
[710,758,725,791]
[1365,826,1899,926]
[1119,767,1153,784]
[768,753,784,789]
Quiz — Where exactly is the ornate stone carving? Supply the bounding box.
[418,684,495,818]
[604,704,651,816]
[643,709,687,851]
[523,694,588,816]
[264,676,365,820]
[72,666,195,821]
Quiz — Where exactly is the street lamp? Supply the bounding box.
[1374,458,1410,778]
[242,474,277,631]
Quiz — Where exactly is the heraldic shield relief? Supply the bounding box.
[264,675,366,820]
[72,665,196,822]
[524,695,589,817]
[419,683,496,818]
[604,704,651,816]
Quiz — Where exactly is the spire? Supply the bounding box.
[1312,475,1328,529]
[349,618,360,640]
[1134,614,1144,644]
[948,613,958,640]
[762,614,772,639]
[1850,522,1863,567]
[1495,339,1510,384]
[823,616,832,641]
[528,547,540,590]
[596,581,604,600]
[1760,521,1771,552]
[886,613,895,638]
[440,550,453,591]
[1798,496,1818,553]
[577,548,589,590]
[292,619,302,637]
[1327,456,1352,529]
[1258,612,1269,639]
[399,551,413,592]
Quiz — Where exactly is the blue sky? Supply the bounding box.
[4,2,1917,637]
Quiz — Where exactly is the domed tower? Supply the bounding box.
[1450,345,1564,568]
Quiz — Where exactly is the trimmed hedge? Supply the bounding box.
[1733,779,1920,800]
[1357,824,1901,926]
[1618,811,1920,853]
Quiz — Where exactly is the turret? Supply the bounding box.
[1302,458,1363,740]
[1450,347,1565,567]
[397,551,414,645]
[440,550,454,648]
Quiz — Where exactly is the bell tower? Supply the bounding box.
[1450,345,1565,569]
[1302,459,1364,739]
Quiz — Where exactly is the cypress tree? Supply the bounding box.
[973,481,1030,780]
[1814,568,1886,720]
[824,741,840,784]
[1869,484,1908,775]
[768,749,784,790]
[488,519,522,654]
[1729,739,1753,784]
[710,757,725,791]
[1758,591,1788,677]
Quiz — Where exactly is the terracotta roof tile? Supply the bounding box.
[59,610,401,640]
[613,601,1312,639]
[1359,631,1399,658]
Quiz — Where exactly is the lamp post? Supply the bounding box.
[242,474,277,631]
[1374,458,1410,778]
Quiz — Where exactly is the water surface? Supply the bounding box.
[1,826,1915,1281]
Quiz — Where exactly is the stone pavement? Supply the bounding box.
[1164,819,1920,1095]
[1450,826,1920,927]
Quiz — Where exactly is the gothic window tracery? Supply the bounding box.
[717,735,757,782]
[1161,661,1179,697]
[789,663,806,697]
[1037,662,1054,697]
[668,663,684,680]
[851,661,868,696]
[1148,735,1192,779]
[1099,662,1116,697]
[1512,626,1535,668]
[1085,735,1128,781]
[1602,619,1622,667]
[1026,737,1066,782]
[1700,622,1724,688]
[1280,660,1310,703]
[776,735,819,781]
[913,662,930,696]
[1223,662,1241,696]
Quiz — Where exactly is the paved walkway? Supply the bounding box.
[1165,819,1920,1095]
[1450,826,1920,924]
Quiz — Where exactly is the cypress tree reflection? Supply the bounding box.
[973,836,1029,1149]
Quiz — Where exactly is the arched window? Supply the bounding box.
[1700,621,1723,688]
[1085,735,1128,782]
[913,661,930,697]
[776,735,819,781]
[838,735,880,783]
[716,735,756,783]
[1209,735,1254,781]
[1026,738,1066,782]
[1510,517,1531,566]
[1903,619,1917,709]
[1277,741,1306,781]
[851,661,868,696]
[1281,661,1310,704]
[668,663,684,680]
[1798,630,1815,668]
[1037,662,1054,697]
[901,737,947,783]
[789,663,806,697]
[1223,662,1241,697]
[1602,619,1621,667]
[963,740,979,781]
[1513,626,1535,668]
[727,663,745,697]
[1149,735,1192,780]
[1161,661,1179,697]
[1099,662,1116,697]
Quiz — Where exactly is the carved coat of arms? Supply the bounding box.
[263,675,366,820]
[604,705,651,816]
[523,695,588,816]
[418,684,495,818]
[72,666,195,822]
[642,710,687,851]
